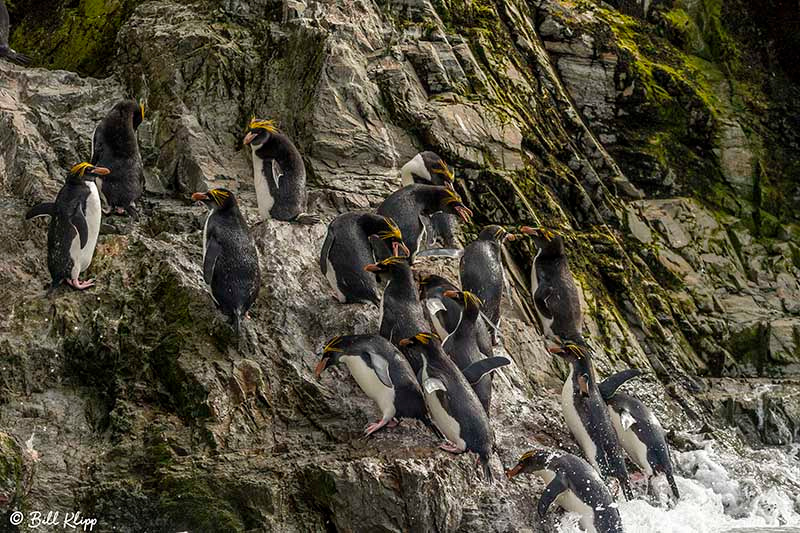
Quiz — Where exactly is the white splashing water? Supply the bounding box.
[557,441,800,532]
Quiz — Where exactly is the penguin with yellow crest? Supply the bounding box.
[243,117,316,223]
[25,162,110,292]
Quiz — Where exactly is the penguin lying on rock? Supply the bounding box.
[26,163,109,292]
[521,226,583,343]
[192,188,260,333]
[441,290,509,414]
[550,339,633,500]
[398,333,506,481]
[419,274,492,356]
[460,225,519,345]
[400,152,458,247]
[0,0,30,65]
[363,257,428,348]
[90,100,145,217]
[377,184,472,262]
[506,448,624,533]
[314,334,430,436]
[320,213,410,305]
[243,118,317,224]
[599,369,680,499]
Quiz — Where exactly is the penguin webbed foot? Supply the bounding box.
[363,418,393,437]
[291,213,320,225]
[67,278,95,290]
[438,441,462,454]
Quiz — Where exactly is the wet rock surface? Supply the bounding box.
[0,0,798,532]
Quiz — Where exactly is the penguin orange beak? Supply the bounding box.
[314,357,329,379]
[398,338,413,347]
[364,263,382,273]
[243,131,257,145]
[192,192,208,202]
[506,464,523,480]
[454,205,472,222]
[442,290,460,299]
[91,166,111,175]
[548,346,565,355]
[393,241,410,257]
[504,233,516,242]
[519,226,536,234]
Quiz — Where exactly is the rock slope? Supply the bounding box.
[0,0,798,531]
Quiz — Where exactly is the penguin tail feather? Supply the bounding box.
[667,471,680,499]
[481,456,494,483]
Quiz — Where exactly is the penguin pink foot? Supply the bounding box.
[364,419,392,436]
[439,442,462,454]
[67,278,95,290]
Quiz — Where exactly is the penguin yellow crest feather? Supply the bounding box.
[248,117,278,133]
[413,332,439,344]
[208,188,230,206]
[323,336,343,354]
[461,291,483,308]
[432,159,454,182]
[442,188,463,205]
[378,217,403,241]
[70,162,94,176]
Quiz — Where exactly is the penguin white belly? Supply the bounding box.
[424,298,449,340]
[422,370,466,451]
[536,469,596,533]
[325,258,346,303]
[80,183,102,272]
[562,372,599,472]
[609,408,652,475]
[378,280,389,335]
[400,153,428,187]
[343,356,396,420]
[202,212,211,265]
[69,230,82,280]
[251,150,274,219]
[413,221,427,258]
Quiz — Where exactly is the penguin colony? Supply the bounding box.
[9,31,679,533]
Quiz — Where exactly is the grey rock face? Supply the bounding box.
[0,0,799,531]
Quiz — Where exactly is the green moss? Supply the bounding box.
[157,475,245,533]
[9,0,139,76]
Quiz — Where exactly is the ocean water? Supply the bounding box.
[557,441,800,533]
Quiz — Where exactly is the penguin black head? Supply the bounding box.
[442,290,482,311]
[314,335,348,378]
[438,188,473,222]
[397,332,440,350]
[363,256,409,274]
[520,226,564,255]
[506,449,554,479]
[477,225,518,243]
[69,162,111,181]
[422,152,455,188]
[243,117,279,147]
[111,99,145,130]
[549,338,595,395]
[377,217,411,257]
[192,188,237,210]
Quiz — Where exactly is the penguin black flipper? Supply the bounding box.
[362,350,393,388]
[70,208,89,248]
[461,357,511,385]
[538,473,569,518]
[598,369,642,401]
[203,233,222,285]
[319,230,333,277]
[89,123,106,166]
[25,203,55,219]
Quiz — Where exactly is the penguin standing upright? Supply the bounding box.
[243,118,316,223]
[398,333,507,480]
[377,184,472,262]
[192,188,261,333]
[90,99,144,217]
[314,334,430,436]
[363,257,428,348]
[400,152,457,247]
[506,449,624,533]
[551,339,633,500]
[459,225,517,345]
[599,370,680,499]
[521,227,583,342]
[25,163,109,291]
[0,0,30,65]
[441,290,509,414]
[319,213,409,305]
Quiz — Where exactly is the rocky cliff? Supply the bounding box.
[0,0,798,532]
